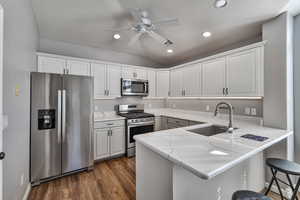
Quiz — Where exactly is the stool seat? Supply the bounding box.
[232,190,271,200]
[266,158,300,175]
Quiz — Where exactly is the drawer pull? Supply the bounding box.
[106,123,114,126]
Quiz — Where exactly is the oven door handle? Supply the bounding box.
[128,122,155,127]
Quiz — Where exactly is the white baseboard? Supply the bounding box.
[22,184,31,200]
[265,182,291,199]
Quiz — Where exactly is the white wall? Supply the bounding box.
[294,14,300,163]
[262,12,294,186]
[39,38,162,68]
[263,12,294,130]
[0,0,39,199]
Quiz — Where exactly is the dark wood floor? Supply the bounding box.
[29,157,136,200]
[29,156,283,200]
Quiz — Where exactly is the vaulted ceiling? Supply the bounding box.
[31,0,289,66]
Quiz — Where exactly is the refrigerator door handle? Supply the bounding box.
[57,90,62,144]
[62,90,67,143]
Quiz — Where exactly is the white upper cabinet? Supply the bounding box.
[170,68,184,97]
[170,64,201,97]
[38,56,66,74]
[91,62,121,99]
[156,71,170,97]
[38,55,90,76]
[183,64,201,97]
[135,68,147,80]
[107,65,122,97]
[91,63,107,98]
[66,60,90,76]
[122,66,147,80]
[226,48,260,96]
[122,67,136,79]
[147,70,156,97]
[202,58,226,96]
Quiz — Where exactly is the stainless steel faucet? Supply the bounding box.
[214,102,234,133]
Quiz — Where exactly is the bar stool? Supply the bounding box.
[265,158,300,200]
[232,190,271,200]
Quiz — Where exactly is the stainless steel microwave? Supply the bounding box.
[121,79,149,96]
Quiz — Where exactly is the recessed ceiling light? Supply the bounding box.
[202,32,212,38]
[214,0,228,8]
[113,33,121,40]
[167,49,173,53]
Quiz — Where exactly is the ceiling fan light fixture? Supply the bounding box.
[113,33,121,40]
[202,32,212,38]
[167,49,174,53]
[214,0,228,8]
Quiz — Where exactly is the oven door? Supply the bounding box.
[121,79,149,96]
[127,123,154,148]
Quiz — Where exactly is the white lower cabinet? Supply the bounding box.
[94,128,110,160]
[110,127,126,156]
[94,120,125,161]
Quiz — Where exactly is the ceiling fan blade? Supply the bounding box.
[147,30,173,46]
[103,26,132,32]
[128,32,143,46]
[152,18,179,26]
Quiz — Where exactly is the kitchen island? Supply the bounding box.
[134,109,293,200]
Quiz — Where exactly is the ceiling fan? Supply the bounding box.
[109,9,179,47]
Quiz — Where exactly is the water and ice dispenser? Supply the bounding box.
[38,109,56,130]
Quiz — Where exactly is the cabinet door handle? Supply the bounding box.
[107,90,110,96]
[223,88,225,95]
[226,88,229,95]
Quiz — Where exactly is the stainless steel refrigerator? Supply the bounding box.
[30,72,93,185]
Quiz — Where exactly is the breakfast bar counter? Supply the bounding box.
[134,109,293,200]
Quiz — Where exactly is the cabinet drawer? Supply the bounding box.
[167,117,189,127]
[94,120,125,129]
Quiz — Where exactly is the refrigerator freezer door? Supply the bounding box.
[30,72,62,183]
[62,75,93,174]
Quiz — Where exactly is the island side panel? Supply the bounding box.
[173,152,265,200]
[136,142,173,200]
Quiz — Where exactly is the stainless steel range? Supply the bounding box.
[116,104,154,157]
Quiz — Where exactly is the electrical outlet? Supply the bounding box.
[206,105,210,111]
[20,174,24,186]
[251,108,257,116]
[245,107,251,115]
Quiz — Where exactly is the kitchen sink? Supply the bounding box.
[187,125,238,136]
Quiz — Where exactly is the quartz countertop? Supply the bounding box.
[135,108,293,179]
[94,111,125,122]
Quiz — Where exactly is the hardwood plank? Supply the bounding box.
[29,157,285,200]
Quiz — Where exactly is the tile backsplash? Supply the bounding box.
[165,99,263,117]
[94,97,165,112]
[94,97,263,118]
